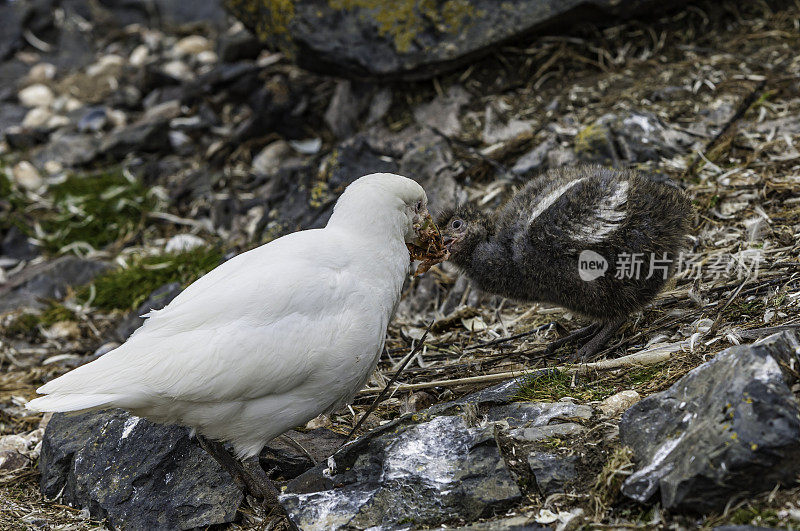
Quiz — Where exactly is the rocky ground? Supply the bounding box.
[1,0,800,529]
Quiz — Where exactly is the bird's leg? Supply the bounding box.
[196,435,297,528]
[196,434,248,492]
[545,322,601,354]
[572,317,627,362]
[241,456,281,508]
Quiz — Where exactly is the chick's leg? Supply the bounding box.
[545,322,601,354]
[572,317,626,361]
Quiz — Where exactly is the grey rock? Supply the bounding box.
[77,107,108,133]
[1,225,39,262]
[528,451,578,496]
[34,133,99,167]
[0,2,23,61]
[620,332,800,512]
[512,136,557,175]
[324,80,367,138]
[0,257,110,313]
[252,140,293,176]
[482,104,533,144]
[574,112,695,165]
[366,88,392,125]
[227,0,688,80]
[40,409,243,530]
[398,135,465,210]
[546,146,577,168]
[0,104,27,136]
[453,516,552,530]
[100,119,170,158]
[507,422,586,443]
[487,401,592,428]
[218,27,262,62]
[281,415,521,529]
[413,85,471,136]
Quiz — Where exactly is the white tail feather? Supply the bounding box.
[26,393,118,413]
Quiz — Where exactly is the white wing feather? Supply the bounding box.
[32,228,388,410]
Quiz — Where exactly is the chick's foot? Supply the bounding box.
[571,318,626,362]
[545,322,601,354]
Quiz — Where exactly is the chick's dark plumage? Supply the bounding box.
[438,165,692,359]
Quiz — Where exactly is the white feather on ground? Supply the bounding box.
[28,173,430,458]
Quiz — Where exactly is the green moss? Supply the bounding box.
[728,506,780,527]
[723,299,765,320]
[516,370,615,402]
[39,303,77,326]
[80,246,223,311]
[35,167,156,254]
[2,313,42,337]
[516,364,670,403]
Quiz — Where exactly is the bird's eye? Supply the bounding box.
[451,219,464,230]
[415,200,423,212]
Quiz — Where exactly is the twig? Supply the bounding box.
[464,322,555,351]
[342,322,433,445]
[358,341,684,394]
[736,322,800,340]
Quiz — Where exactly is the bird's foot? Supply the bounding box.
[568,318,626,363]
[545,322,601,355]
[240,457,300,531]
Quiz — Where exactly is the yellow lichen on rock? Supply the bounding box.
[328,0,479,53]
[225,0,295,40]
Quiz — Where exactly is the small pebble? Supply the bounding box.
[18,84,54,108]
[12,161,43,190]
[21,107,52,128]
[598,390,641,417]
[165,234,206,253]
[174,35,211,55]
[129,44,150,66]
[28,62,56,82]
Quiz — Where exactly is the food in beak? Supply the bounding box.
[406,214,449,276]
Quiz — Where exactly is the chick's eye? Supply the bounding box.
[451,219,464,230]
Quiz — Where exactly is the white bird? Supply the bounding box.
[28,172,434,511]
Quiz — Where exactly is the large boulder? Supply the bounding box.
[39,410,244,530]
[225,0,690,80]
[620,331,800,512]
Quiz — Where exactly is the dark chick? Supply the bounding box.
[437,165,692,360]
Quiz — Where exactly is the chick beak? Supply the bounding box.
[442,235,455,250]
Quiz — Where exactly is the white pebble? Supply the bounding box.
[21,107,52,128]
[28,62,56,82]
[18,84,54,108]
[598,390,641,417]
[12,161,43,191]
[174,35,211,55]
[129,44,150,67]
[165,234,206,253]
